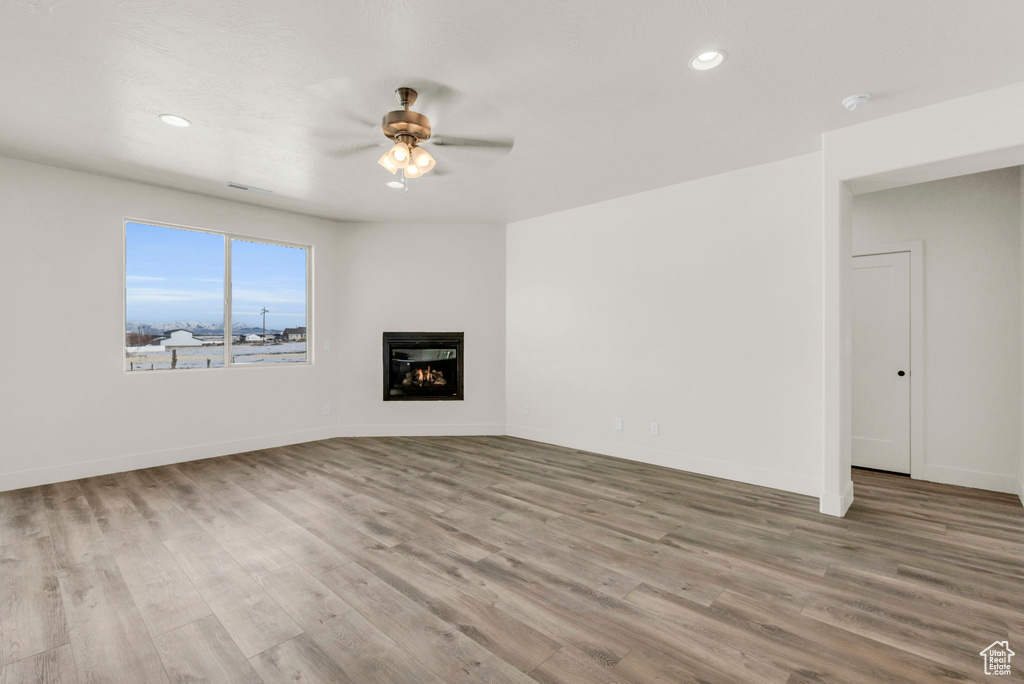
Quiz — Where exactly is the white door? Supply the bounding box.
[852,252,911,473]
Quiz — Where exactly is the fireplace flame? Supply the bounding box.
[402,365,446,388]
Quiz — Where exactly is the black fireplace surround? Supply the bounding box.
[383,332,464,401]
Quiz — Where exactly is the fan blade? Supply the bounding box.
[429,136,514,151]
[328,143,379,160]
[403,80,465,118]
[343,115,380,130]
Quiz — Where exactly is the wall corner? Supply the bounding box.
[819,479,855,517]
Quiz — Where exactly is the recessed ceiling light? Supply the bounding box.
[690,50,725,70]
[386,180,405,189]
[158,113,192,127]
[842,93,871,111]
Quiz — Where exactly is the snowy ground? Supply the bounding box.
[125,342,306,371]
[230,342,306,356]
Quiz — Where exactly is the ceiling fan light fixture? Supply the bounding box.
[377,152,399,174]
[411,146,435,172]
[404,162,423,179]
[386,141,411,168]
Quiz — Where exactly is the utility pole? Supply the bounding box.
[260,307,269,344]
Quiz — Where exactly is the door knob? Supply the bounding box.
[897,370,906,377]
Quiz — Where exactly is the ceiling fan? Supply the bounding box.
[335,85,514,189]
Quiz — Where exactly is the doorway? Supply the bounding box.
[851,242,924,479]
[852,252,910,473]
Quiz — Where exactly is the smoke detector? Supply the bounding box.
[842,93,871,111]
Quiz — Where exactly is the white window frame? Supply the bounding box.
[123,217,313,372]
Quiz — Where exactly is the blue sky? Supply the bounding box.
[126,222,306,328]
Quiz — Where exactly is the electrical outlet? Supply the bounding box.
[614,417,623,430]
[323,340,331,351]
[650,422,659,436]
[523,404,530,416]
[322,404,330,416]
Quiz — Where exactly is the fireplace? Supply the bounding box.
[383,332,464,401]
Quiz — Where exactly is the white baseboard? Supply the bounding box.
[923,464,1022,496]
[819,479,855,517]
[506,424,820,498]
[0,426,340,492]
[336,423,507,438]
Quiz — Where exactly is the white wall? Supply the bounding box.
[505,153,824,496]
[0,158,506,491]
[334,222,506,435]
[853,168,1022,493]
[0,156,343,490]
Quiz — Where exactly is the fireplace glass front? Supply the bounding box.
[383,332,464,401]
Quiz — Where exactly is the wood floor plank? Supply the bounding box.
[0,644,78,684]
[40,482,108,568]
[488,480,597,518]
[254,563,445,684]
[153,615,261,684]
[377,540,637,664]
[163,532,302,658]
[59,554,169,684]
[529,645,634,684]
[497,540,644,599]
[249,633,354,684]
[823,562,1020,634]
[576,498,679,541]
[319,562,539,684]
[0,488,47,547]
[343,539,562,673]
[79,475,162,549]
[111,538,212,637]
[709,589,971,682]
[177,497,264,546]
[261,524,352,575]
[256,487,405,548]
[217,533,294,578]
[801,593,1006,676]
[493,512,729,608]
[0,537,68,667]
[477,547,791,682]
[611,643,775,684]
[432,505,537,548]
[116,470,204,542]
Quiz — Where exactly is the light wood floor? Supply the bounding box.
[1,436,1022,683]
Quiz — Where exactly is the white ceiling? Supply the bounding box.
[3,0,1024,224]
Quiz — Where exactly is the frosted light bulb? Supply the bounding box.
[386,142,411,168]
[377,152,399,174]
[410,146,436,173]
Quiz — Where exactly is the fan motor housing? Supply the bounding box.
[382,110,431,142]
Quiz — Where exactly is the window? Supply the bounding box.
[230,238,308,365]
[125,220,310,371]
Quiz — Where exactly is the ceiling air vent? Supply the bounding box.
[226,183,273,194]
